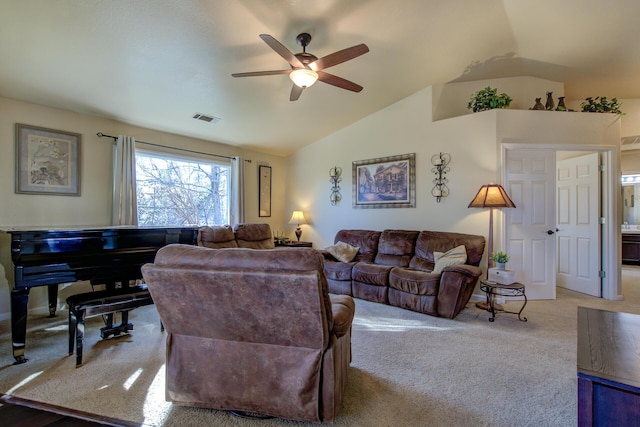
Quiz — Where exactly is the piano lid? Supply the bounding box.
[0,225,199,233]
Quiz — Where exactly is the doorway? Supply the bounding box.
[556,152,601,297]
[502,144,620,301]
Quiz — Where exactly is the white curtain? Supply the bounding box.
[112,135,138,226]
[230,156,245,225]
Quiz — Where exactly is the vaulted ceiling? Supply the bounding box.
[1,1,639,156]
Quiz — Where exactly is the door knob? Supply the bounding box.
[546,229,555,235]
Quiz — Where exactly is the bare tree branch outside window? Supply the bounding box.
[135,152,229,226]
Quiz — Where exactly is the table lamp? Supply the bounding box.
[288,210,307,241]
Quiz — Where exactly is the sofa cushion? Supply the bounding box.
[197,225,238,248]
[389,267,440,296]
[324,260,357,281]
[333,230,381,263]
[325,241,360,263]
[374,230,420,267]
[352,263,393,286]
[433,245,467,273]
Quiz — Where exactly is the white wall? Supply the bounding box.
[622,150,640,173]
[0,96,288,319]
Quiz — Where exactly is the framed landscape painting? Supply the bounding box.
[352,153,415,209]
[15,123,81,196]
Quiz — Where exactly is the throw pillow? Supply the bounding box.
[433,245,467,273]
[326,241,360,263]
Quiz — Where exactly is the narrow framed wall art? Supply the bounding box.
[258,164,272,217]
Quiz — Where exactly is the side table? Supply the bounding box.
[479,279,527,322]
[275,241,313,248]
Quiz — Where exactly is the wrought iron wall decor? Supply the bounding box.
[431,152,451,202]
[329,166,342,205]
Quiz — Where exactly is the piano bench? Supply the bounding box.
[66,285,156,367]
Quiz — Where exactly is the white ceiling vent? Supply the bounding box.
[621,135,640,150]
[193,113,221,124]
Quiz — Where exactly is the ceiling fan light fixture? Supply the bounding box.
[289,68,318,88]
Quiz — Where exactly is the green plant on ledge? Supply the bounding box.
[467,86,513,112]
[580,96,624,115]
[491,251,509,264]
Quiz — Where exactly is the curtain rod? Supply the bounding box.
[96,132,250,162]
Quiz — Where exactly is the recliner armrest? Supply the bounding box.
[440,263,482,277]
[437,264,483,318]
[329,294,355,338]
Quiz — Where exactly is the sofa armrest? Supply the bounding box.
[319,249,338,262]
[437,264,483,318]
[329,294,355,338]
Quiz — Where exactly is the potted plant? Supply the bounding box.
[491,251,509,270]
[580,96,624,115]
[467,86,513,112]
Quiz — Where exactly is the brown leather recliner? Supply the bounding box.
[233,223,275,249]
[141,244,355,423]
[197,223,275,249]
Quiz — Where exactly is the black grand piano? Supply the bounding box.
[0,226,197,363]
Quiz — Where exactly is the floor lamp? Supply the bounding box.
[468,184,516,309]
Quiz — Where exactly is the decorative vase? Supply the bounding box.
[545,92,555,110]
[556,96,567,111]
[497,262,506,270]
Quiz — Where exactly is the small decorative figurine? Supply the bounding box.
[531,97,545,110]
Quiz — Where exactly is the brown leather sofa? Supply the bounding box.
[141,244,355,423]
[323,229,485,319]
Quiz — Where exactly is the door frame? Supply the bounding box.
[501,142,622,301]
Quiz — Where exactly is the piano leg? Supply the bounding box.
[47,284,59,317]
[10,288,30,364]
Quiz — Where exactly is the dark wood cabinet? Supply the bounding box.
[622,233,640,265]
[577,307,640,426]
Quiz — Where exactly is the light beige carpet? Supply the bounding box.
[1,269,639,427]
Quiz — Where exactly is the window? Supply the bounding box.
[135,150,230,226]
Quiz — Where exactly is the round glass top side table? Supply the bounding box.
[479,279,528,322]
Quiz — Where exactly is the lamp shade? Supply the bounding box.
[288,210,307,225]
[468,184,516,209]
[289,69,318,88]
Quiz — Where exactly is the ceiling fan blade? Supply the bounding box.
[317,71,363,92]
[231,70,291,78]
[310,44,369,71]
[259,34,305,68]
[290,84,304,101]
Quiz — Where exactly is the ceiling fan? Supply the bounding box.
[232,33,369,101]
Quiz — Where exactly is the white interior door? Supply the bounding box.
[505,149,556,300]
[556,153,601,297]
